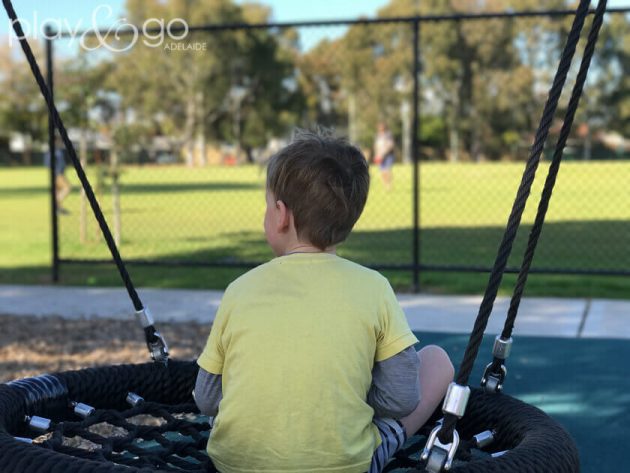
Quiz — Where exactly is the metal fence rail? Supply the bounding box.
[45,7,630,290]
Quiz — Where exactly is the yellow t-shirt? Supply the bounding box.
[197,253,418,473]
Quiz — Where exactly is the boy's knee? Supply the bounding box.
[419,345,454,379]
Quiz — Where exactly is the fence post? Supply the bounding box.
[412,18,421,292]
[46,26,59,283]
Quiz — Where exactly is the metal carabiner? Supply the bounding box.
[421,423,460,472]
[481,363,507,393]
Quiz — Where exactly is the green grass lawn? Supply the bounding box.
[1,162,629,297]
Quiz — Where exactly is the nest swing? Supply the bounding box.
[0,0,606,471]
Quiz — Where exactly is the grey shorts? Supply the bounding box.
[369,418,407,473]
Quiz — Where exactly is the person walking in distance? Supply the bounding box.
[373,122,395,191]
[44,137,71,214]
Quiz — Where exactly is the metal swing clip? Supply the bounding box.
[481,363,507,393]
[421,425,459,472]
[136,307,169,364]
[481,336,512,393]
[420,383,470,472]
[148,330,169,364]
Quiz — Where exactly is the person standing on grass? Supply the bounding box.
[195,130,454,473]
[373,122,395,191]
[44,137,71,214]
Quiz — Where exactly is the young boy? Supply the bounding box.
[195,131,454,473]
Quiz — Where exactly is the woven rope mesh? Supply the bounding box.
[0,362,579,472]
[40,401,212,472]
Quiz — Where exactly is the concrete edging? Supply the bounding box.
[1,285,629,339]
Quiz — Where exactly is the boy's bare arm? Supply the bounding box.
[194,368,222,416]
[368,345,420,419]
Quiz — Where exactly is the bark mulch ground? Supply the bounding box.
[0,314,211,382]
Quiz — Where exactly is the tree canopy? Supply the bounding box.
[0,0,627,164]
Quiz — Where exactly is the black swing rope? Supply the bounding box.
[2,0,168,364]
[489,0,607,372]
[437,0,606,448]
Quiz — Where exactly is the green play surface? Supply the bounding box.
[417,332,630,472]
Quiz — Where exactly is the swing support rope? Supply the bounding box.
[432,0,607,459]
[2,0,169,364]
[483,0,608,391]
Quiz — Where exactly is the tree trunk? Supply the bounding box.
[185,140,195,168]
[401,99,412,164]
[22,134,32,165]
[195,131,206,167]
[348,92,358,144]
[196,91,207,166]
[583,127,592,161]
[470,105,482,162]
[94,149,103,241]
[448,90,460,162]
[449,126,460,163]
[111,150,121,247]
[183,93,196,167]
[79,128,88,244]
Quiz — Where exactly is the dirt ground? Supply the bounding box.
[0,314,212,382]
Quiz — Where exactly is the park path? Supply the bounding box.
[1,284,629,339]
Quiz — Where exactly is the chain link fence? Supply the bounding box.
[46,8,630,289]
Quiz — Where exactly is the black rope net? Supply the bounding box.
[0,361,579,473]
[38,402,210,471]
[0,362,210,473]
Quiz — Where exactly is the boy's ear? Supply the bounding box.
[276,200,291,232]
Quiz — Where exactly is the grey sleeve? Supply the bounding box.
[367,345,420,419]
[194,367,223,417]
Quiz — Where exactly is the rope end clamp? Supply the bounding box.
[421,382,470,472]
[70,401,95,418]
[135,307,169,364]
[481,335,513,393]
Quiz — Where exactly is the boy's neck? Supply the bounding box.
[283,243,336,256]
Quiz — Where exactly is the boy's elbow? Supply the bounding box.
[194,393,219,417]
[369,390,420,418]
[390,391,420,418]
[398,394,421,417]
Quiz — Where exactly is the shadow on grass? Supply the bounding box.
[132,219,630,278]
[120,182,261,194]
[4,219,630,297]
[90,219,627,271]
[0,186,49,196]
[0,181,261,198]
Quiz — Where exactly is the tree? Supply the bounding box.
[593,12,630,138]
[210,4,303,162]
[296,39,345,134]
[307,0,580,162]
[0,42,48,164]
[102,0,300,166]
[339,19,414,154]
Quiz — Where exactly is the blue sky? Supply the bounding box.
[0,1,629,54]
[0,0,393,34]
[2,1,628,33]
